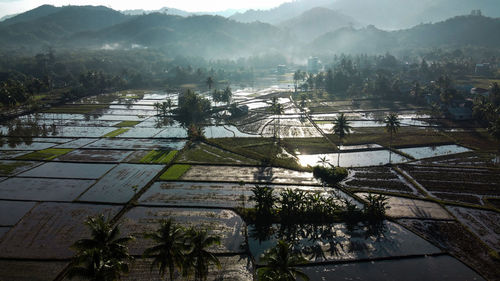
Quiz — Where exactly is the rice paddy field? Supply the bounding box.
[0,86,497,280]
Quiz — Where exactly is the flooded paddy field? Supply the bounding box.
[0,88,497,280]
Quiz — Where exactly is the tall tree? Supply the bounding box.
[67,215,134,281]
[206,77,214,91]
[143,219,188,281]
[258,240,309,281]
[184,229,221,281]
[488,118,500,165]
[384,113,401,164]
[270,97,284,141]
[332,113,352,167]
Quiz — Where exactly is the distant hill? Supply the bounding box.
[229,0,332,24]
[68,13,288,58]
[121,7,243,18]
[0,5,131,47]
[0,4,60,26]
[310,15,500,54]
[279,7,359,42]
[330,0,500,29]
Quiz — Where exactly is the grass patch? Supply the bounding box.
[0,161,32,175]
[281,137,336,154]
[103,128,129,138]
[44,104,108,114]
[114,121,141,127]
[178,142,259,165]
[140,150,178,164]
[15,148,73,160]
[456,76,500,89]
[159,164,191,180]
[326,127,453,147]
[207,138,305,170]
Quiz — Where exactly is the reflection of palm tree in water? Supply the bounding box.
[254,165,275,183]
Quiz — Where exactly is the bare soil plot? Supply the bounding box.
[356,193,452,219]
[301,255,484,281]
[78,164,164,203]
[248,221,441,264]
[447,206,500,252]
[17,162,116,179]
[0,227,9,238]
[84,138,186,151]
[342,167,418,195]
[0,260,68,281]
[178,143,258,165]
[57,149,133,163]
[400,165,500,199]
[119,207,246,255]
[0,202,121,259]
[418,151,497,167]
[0,178,95,201]
[399,219,500,280]
[180,165,319,185]
[120,255,253,281]
[0,200,36,225]
[0,160,42,176]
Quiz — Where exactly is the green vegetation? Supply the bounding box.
[44,104,108,114]
[0,161,33,175]
[114,121,141,127]
[258,240,309,281]
[312,166,348,186]
[140,150,178,164]
[15,148,73,160]
[281,138,337,154]
[159,164,191,181]
[208,138,304,171]
[68,215,134,281]
[102,128,129,138]
[178,143,258,165]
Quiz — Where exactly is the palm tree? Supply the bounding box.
[143,219,188,281]
[250,185,276,217]
[332,113,352,167]
[184,229,221,281]
[488,118,500,165]
[258,240,309,281]
[270,97,285,142]
[67,215,134,281]
[384,113,401,164]
[206,77,214,91]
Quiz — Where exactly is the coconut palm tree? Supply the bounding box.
[143,219,188,281]
[258,240,309,281]
[488,118,500,165]
[332,113,352,167]
[384,113,401,164]
[206,77,214,91]
[270,97,285,142]
[183,229,221,281]
[67,215,134,281]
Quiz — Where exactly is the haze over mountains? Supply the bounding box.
[0,0,499,58]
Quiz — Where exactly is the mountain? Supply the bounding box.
[67,13,288,58]
[330,0,500,29]
[279,7,359,42]
[0,5,131,47]
[230,0,333,24]
[122,7,243,18]
[310,15,500,54]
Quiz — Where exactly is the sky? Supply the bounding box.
[0,0,293,18]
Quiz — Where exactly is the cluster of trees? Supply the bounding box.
[175,89,211,126]
[249,185,389,225]
[210,85,232,106]
[68,215,221,281]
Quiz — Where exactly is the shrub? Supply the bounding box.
[312,166,348,186]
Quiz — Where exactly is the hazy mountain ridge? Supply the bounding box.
[279,7,359,42]
[311,15,500,54]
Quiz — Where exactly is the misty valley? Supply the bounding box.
[0,0,499,280]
